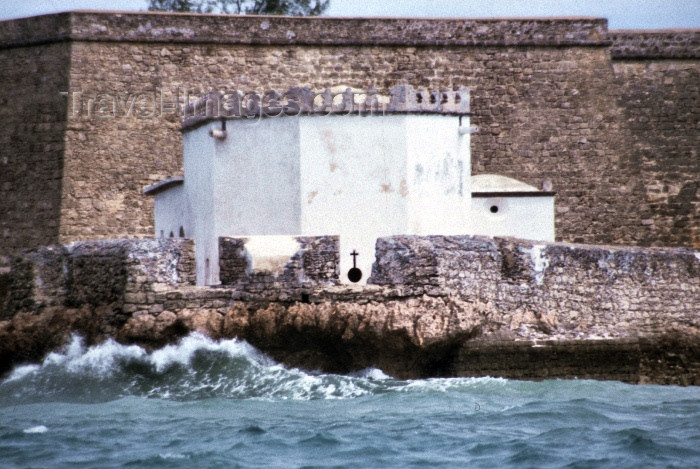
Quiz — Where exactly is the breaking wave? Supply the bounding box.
[0,333,504,404]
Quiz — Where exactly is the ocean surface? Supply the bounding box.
[1,334,699,468]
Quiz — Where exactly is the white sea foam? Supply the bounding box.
[35,335,146,377]
[6,364,40,382]
[1,332,385,400]
[67,339,146,375]
[351,367,393,380]
[23,425,48,434]
[158,452,189,460]
[400,376,508,393]
[150,332,267,372]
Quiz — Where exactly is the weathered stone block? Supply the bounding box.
[219,235,339,289]
[2,238,196,317]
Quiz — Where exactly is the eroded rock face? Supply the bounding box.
[0,305,120,376]
[216,296,497,377]
[106,295,498,378]
[224,295,496,346]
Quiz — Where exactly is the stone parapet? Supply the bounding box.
[610,29,700,59]
[0,12,610,49]
[181,85,470,130]
[0,238,195,319]
[370,235,700,338]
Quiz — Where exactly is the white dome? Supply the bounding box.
[471,174,540,192]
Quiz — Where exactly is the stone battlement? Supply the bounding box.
[1,238,195,317]
[219,235,339,291]
[3,235,698,331]
[181,85,470,130]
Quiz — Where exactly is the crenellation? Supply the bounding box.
[219,235,339,293]
[181,84,471,130]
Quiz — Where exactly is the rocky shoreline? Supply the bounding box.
[2,294,699,385]
[1,235,699,384]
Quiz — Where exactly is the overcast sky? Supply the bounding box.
[0,0,698,29]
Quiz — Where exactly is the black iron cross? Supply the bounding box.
[348,250,362,283]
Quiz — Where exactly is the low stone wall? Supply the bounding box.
[369,236,700,339]
[1,238,195,319]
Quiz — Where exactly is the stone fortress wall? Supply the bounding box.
[610,31,700,248]
[0,12,698,269]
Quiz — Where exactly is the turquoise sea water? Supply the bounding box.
[1,334,699,468]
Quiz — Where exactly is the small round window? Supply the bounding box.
[490,205,499,214]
